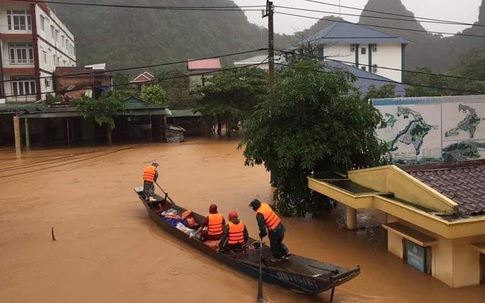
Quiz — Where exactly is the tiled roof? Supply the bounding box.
[54,67,108,77]
[302,21,410,45]
[187,58,221,70]
[131,71,155,83]
[401,160,485,216]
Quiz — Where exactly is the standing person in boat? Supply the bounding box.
[190,204,225,241]
[142,162,159,201]
[249,199,290,261]
[218,211,248,252]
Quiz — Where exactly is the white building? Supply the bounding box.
[233,54,285,71]
[0,1,76,103]
[289,21,409,83]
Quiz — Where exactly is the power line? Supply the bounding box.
[300,0,480,27]
[0,48,267,85]
[277,5,485,28]
[274,48,485,83]
[1,56,270,99]
[274,60,485,95]
[22,0,265,11]
[275,11,485,38]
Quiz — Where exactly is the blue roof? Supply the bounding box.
[323,60,408,96]
[303,21,410,45]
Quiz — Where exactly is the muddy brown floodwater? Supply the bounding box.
[0,138,484,303]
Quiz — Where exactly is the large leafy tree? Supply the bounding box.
[141,84,169,106]
[446,49,485,95]
[192,67,268,137]
[240,60,387,217]
[404,67,449,97]
[72,91,125,145]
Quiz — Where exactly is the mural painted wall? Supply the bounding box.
[373,95,485,163]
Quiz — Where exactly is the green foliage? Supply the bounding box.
[72,91,125,129]
[364,84,397,101]
[405,67,448,97]
[113,73,132,91]
[156,69,191,109]
[192,67,268,136]
[141,85,168,106]
[446,49,485,95]
[240,60,387,217]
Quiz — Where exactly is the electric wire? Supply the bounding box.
[300,0,482,27]
[275,11,485,38]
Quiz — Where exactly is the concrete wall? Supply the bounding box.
[324,43,403,82]
[385,217,485,287]
[373,95,485,163]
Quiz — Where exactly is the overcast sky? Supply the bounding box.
[232,0,482,35]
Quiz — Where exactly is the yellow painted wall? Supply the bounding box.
[451,236,485,287]
[431,237,454,286]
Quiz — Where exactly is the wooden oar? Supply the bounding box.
[257,238,264,303]
[155,181,168,196]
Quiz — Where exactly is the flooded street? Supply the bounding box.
[0,138,484,303]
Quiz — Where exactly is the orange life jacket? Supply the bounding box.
[207,213,224,236]
[227,220,245,245]
[143,165,156,182]
[256,202,281,231]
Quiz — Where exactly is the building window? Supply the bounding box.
[50,25,55,38]
[11,76,36,96]
[42,51,47,63]
[8,43,34,64]
[55,29,59,41]
[40,15,45,31]
[7,10,32,31]
[361,47,366,55]
[373,64,378,73]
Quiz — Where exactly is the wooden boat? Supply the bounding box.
[134,186,360,301]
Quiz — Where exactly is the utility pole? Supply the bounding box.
[263,1,274,91]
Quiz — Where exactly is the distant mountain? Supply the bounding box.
[49,0,289,73]
[49,0,485,75]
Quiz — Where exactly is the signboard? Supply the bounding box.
[406,240,426,273]
[373,95,485,163]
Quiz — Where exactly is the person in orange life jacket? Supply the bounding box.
[142,162,159,201]
[190,204,225,241]
[218,211,248,252]
[249,199,290,261]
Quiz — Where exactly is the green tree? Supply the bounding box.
[193,67,268,137]
[446,49,485,95]
[404,67,448,97]
[72,91,125,145]
[364,84,396,101]
[240,60,387,217]
[156,69,191,109]
[141,84,168,106]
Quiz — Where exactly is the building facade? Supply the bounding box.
[288,21,409,83]
[187,58,221,90]
[0,0,76,103]
[308,160,485,287]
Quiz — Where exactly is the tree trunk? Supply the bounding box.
[107,125,112,145]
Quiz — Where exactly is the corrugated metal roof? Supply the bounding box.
[303,21,410,45]
[187,58,221,70]
[323,60,408,96]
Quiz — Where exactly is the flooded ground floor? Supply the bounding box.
[0,138,484,303]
